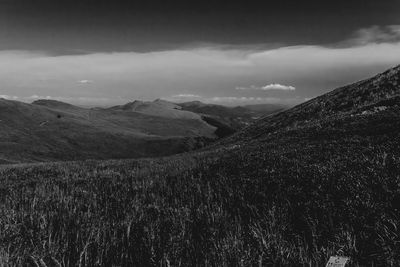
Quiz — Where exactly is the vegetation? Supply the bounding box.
[1,66,400,266]
[0,98,218,163]
[178,101,282,129]
[1,103,399,266]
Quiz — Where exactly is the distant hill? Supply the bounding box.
[177,101,284,130]
[2,97,283,163]
[243,103,286,113]
[108,99,201,120]
[0,99,217,163]
[107,99,283,139]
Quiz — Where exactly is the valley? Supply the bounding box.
[0,98,278,163]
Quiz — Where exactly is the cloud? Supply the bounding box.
[0,25,399,106]
[236,83,295,91]
[28,95,52,100]
[0,94,18,100]
[78,79,94,84]
[171,94,201,98]
[210,96,270,103]
[262,84,296,91]
[345,25,400,46]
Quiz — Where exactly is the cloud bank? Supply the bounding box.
[0,25,399,106]
[172,94,202,99]
[347,25,400,45]
[0,95,19,100]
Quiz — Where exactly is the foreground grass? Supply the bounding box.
[1,109,400,266]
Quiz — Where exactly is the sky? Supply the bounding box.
[0,0,400,106]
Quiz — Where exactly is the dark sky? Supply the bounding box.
[1,0,399,53]
[0,0,400,106]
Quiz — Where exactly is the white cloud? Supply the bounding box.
[210,96,263,103]
[236,83,295,91]
[28,95,52,100]
[262,84,295,91]
[171,94,201,98]
[78,79,94,84]
[0,94,18,100]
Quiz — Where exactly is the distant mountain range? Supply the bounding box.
[0,98,283,163]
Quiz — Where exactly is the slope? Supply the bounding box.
[0,99,217,163]
[1,65,400,266]
[177,101,283,133]
[109,99,202,120]
[223,64,400,144]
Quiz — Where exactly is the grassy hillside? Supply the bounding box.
[1,65,400,266]
[225,64,400,144]
[108,99,202,120]
[244,103,286,113]
[178,101,283,131]
[0,99,216,163]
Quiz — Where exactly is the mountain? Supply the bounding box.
[1,98,285,163]
[190,65,400,265]
[108,99,281,138]
[196,64,399,264]
[0,99,217,163]
[243,103,286,113]
[177,100,283,130]
[223,64,400,144]
[2,65,400,266]
[108,99,201,120]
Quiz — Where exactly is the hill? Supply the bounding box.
[244,103,286,113]
[1,65,400,266]
[178,100,283,130]
[224,64,400,144]
[2,97,283,163]
[0,99,217,163]
[108,99,201,120]
[108,99,277,138]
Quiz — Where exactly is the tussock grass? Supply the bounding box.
[1,122,399,266]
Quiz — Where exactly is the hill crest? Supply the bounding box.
[222,64,400,144]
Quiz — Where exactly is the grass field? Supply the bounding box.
[1,67,400,266]
[1,105,399,266]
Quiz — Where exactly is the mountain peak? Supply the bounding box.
[120,100,145,110]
